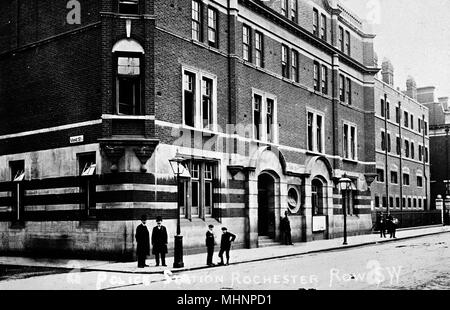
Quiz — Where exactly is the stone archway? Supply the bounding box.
[304,157,334,241]
[244,147,286,248]
[258,172,276,238]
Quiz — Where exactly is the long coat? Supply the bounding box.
[280,216,291,232]
[206,231,215,248]
[135,224,150,256]
[151,226,168,254]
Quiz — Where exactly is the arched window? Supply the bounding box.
[312,179,324,216]
[112,39,144,115]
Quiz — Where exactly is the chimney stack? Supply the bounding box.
[381,58,394,86]
[406,76,417,100]
[417,86,436,104]
[439,97,449,110]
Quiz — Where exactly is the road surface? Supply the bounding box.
[0,233,448,290]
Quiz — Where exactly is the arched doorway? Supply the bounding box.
[311,179,324,216]
[310,177,329,240]
[258,173,276,238]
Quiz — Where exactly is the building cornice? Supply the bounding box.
[99,12,156,20]
[245,0,379,75]
[375,78,430,112]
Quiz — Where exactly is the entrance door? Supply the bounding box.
[258,173,275,238]
[311,179,324,216]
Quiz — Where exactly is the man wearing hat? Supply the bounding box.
[218,227,236,266]
[205,224,216,267]
[151,216,168,267]
[135,214,150,268]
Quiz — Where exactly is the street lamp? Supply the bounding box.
[338,175,352,246]
[169,151,187,268]
[444,180,450,226]
[444,180,450,197]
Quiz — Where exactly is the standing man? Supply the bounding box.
[151,216,168,267]
[378,212,386,238]
[281,211,294,245]
[218,227,236,266]
[387,214,398,239]
[135,214,150,268]
[206,225,216,267]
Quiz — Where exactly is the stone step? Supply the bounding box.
[258,242,280,248]
[257,236,280,248]
[257,236,273,240]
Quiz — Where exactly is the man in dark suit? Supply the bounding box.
[378,212,386,238]
[281,211,294,245]
[135,214,150,268]
[386,214,397,239]
[152,216,168,267]
[218,227,236,266]
[206,225,216,267]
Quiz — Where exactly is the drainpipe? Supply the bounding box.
[398,101,404,220]
[423,115,428,210]
[384,93,389,215]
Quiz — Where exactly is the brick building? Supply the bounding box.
[370,60,436,227]
[421,87,450,210]
[0,0,380,259]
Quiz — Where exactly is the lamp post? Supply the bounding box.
[444,179,450,227]
[338,175,352,245]
[446,127,450,196]
[444,127,450,225]
[169,152,186,268]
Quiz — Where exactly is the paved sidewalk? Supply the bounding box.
[1,225,449,275]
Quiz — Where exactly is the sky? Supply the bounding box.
[341,0,450,99]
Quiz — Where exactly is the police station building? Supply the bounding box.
[0,0,381,259]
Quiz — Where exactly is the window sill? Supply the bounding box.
[310,90,332,100]
[343,158,358,165]
[191,40,220,53]
[180,125,219,135]
[306,151,326,157]
[251,139,278,146]
[10,222,25,230]
[347,214,359,218]
[103,114,155,120]
[181,216,216,223]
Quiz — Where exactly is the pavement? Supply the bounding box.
[1,225,449,276]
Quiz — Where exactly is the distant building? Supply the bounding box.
[371,60,437,227]
[421,87,450,208]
